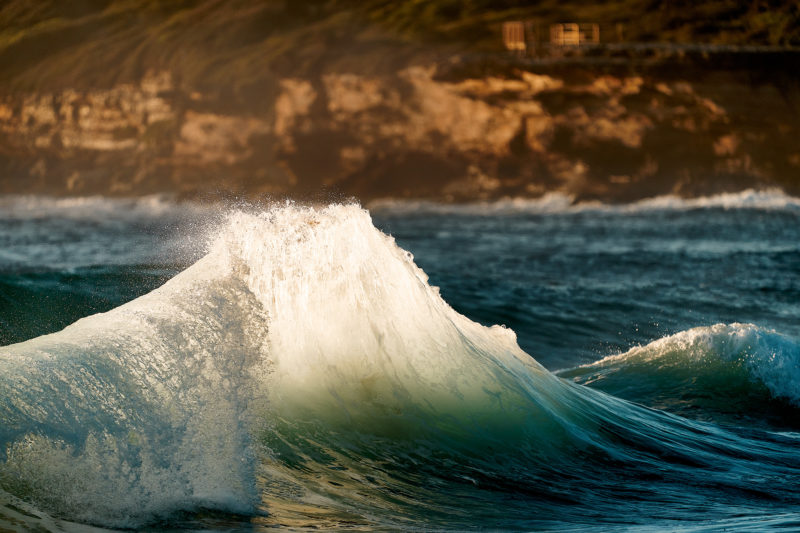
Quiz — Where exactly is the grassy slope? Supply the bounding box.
[359,0,800,46]
[0,0,798,96]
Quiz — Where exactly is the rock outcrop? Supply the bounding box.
[1,58,798,202]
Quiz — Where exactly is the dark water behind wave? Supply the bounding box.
[374,194,800,370]
[0,192,799,531]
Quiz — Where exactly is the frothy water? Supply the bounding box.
[1,197,800,530]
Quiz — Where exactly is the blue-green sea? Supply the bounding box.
[1,191,799,531]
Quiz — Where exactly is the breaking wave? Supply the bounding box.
[1,203,799,530]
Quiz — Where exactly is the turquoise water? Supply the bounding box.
[0,192,799,531]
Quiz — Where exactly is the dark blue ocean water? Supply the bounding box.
[375,198,800,371]
[1,192,799,531]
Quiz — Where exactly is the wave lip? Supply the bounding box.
[560,323,800,423]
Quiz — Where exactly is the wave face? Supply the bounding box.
[2,203,800,530]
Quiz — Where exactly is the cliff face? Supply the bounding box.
[1,60,798,201]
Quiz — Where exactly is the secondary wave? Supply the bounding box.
[560,323,800,427]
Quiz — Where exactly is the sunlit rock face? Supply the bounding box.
[1,61,798,202]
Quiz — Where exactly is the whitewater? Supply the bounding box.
[1,193,800,531]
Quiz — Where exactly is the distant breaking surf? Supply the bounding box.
[368,188,800,215]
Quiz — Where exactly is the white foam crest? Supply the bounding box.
[206,203,551,421]
[587,323,800,405]
[368,188,800,215]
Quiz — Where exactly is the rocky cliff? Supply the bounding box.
[2,54,799,202]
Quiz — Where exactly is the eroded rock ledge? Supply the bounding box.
[1,60,798,202]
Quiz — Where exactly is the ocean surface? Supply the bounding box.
[0,191,799,532]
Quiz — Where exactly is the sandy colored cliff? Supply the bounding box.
[1,53,798,202]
